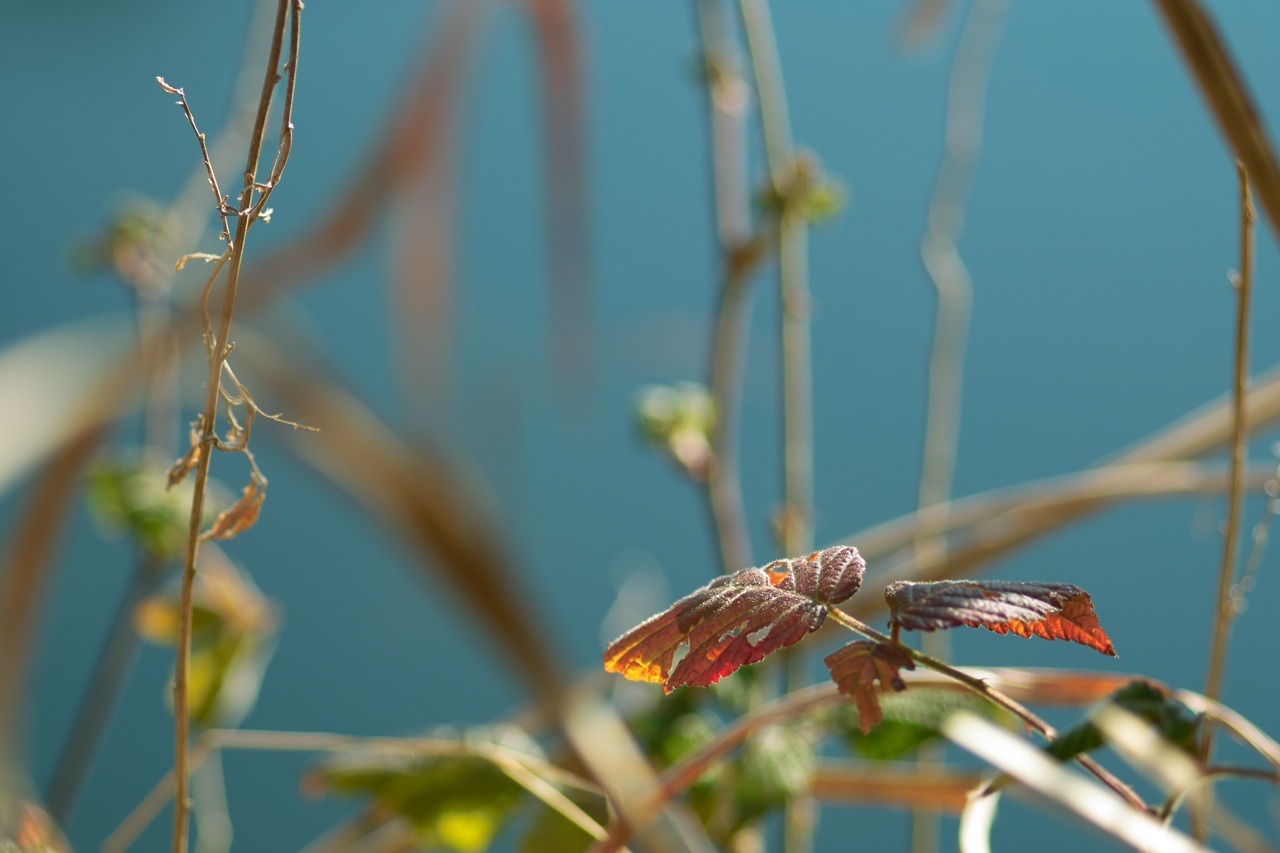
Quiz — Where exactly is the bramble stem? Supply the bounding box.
[825,609,1146,811]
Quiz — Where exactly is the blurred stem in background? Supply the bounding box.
[911,1,1008,851]
[1194,162,1254,841]
[737,1,815,851]
[695,0,756,578]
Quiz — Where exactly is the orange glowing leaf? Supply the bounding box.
[885,580,1116,657]
[603,546,866,692]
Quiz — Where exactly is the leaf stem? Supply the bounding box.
[825,609,1146,811]
[170,4,299,851]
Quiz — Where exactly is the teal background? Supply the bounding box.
[3,0,1280,849]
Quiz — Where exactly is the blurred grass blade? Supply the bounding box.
[1151,0,1280,249]
[1175,688,1280,770]
[521,0,593,389]
[0,319,130,495]
[941,712,1208,852]
[242,338,565,699]
[842,361,1280,618]
[958,788,997,853]
[1092,707,1278,853]
[394,132,457,425]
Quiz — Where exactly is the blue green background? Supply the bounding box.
[2,0,1279,849]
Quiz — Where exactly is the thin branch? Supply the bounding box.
[695,0,758,575]
[155,79,233,242]
[170,3,299,851]
[1202,162,1254,735]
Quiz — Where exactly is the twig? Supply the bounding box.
[1190,163,1253,843]
[155,79,233,242]
[1202,162,1254,732]
[168,3,300,851]
[695,0,756,575]
[825,609,1146,812]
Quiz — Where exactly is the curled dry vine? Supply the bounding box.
[156,2,305,850]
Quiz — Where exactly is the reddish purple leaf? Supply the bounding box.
[885,580,1117,656]
[603,547,866,692]
[823,641,916,733]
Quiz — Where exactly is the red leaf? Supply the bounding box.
[603,546,866,691]
[885,580,1117,657]
[823,641,915,733]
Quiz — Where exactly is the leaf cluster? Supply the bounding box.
[604,545,1117,730]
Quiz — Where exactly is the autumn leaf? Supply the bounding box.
[203,479,265,541]
[603,546,866,692]
[884,579,1117,657]
[823,641,915,734]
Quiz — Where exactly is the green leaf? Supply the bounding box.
[519,792,609,853]
[134,552,278,727]
[826,688,1007,761]
[306,726,539,852]
[1046,680,1201,763]
[86,456,195,560]
[729,725,815,831]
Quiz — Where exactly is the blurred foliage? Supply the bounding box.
[303,725,541,853]
[133,551,277,727]
[636,382,715,481]
[518,792,608,853]
[826,686,1009,761]
[85,454,214,561]
[69,198,171,291]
